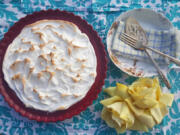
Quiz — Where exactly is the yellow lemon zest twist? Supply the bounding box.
[101,77,174,133]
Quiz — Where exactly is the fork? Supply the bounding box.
[121,32,180,66]
[120,32,171,89]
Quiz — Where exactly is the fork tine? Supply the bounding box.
[121,35,136,46]
[122,33,137,41]
[121,36,136,46]
[121,33,136,43]
[120,37,138,49]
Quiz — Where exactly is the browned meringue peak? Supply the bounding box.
[31,27,40,32]
[90,73,96,77]
[14,48,22,53]
[15,45,35,54]
[33,88,37,93]
[39,43,45,49]
[10,60,22,70]
[51,59,56,65]
[67,47,72,56]
[37,72,43,79]
[14,50,19,53]
[60,58,65,62]
[23,50,32,53]
[59,24,64,28]
[34,31,44,41]
[55,67,64,72]
[69,41,87,49]
[76,58,87,63]
[43,24,54,29]
[49,72,55,81]
[73,94,81,98]
[76,73,80,77]
[81,64,86,69]
[21,77,26,89]
[28,67,34,78]
[48,52,56,65]
[21,38,34,46]
[12,74,26,90]
[53,31,63,39]
[39,54,48,62]
[29,45,35,51]
[71,77,79,83]
[72,45,85,49]
[38,94,43,100]
[12,73,21,80]
[61,93,70,98]
[49,52,55,58]
[41,70,55,81]
[24,58,31,64]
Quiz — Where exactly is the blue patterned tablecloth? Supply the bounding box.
[0,0,180,135]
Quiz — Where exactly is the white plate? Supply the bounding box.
[107,8,176,77]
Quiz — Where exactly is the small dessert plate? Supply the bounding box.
[107,8,179,77]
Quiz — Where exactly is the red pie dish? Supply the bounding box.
[0,9,107,122]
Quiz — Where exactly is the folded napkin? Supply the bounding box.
[111,21,177,65]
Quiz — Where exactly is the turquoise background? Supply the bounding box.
[0,0,180,134]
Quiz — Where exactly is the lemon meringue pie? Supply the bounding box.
[3,20,97,112]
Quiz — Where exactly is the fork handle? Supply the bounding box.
[145,46,180,66]
[145,49,171,89]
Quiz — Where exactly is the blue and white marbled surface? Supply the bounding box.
[0,0,180,135]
